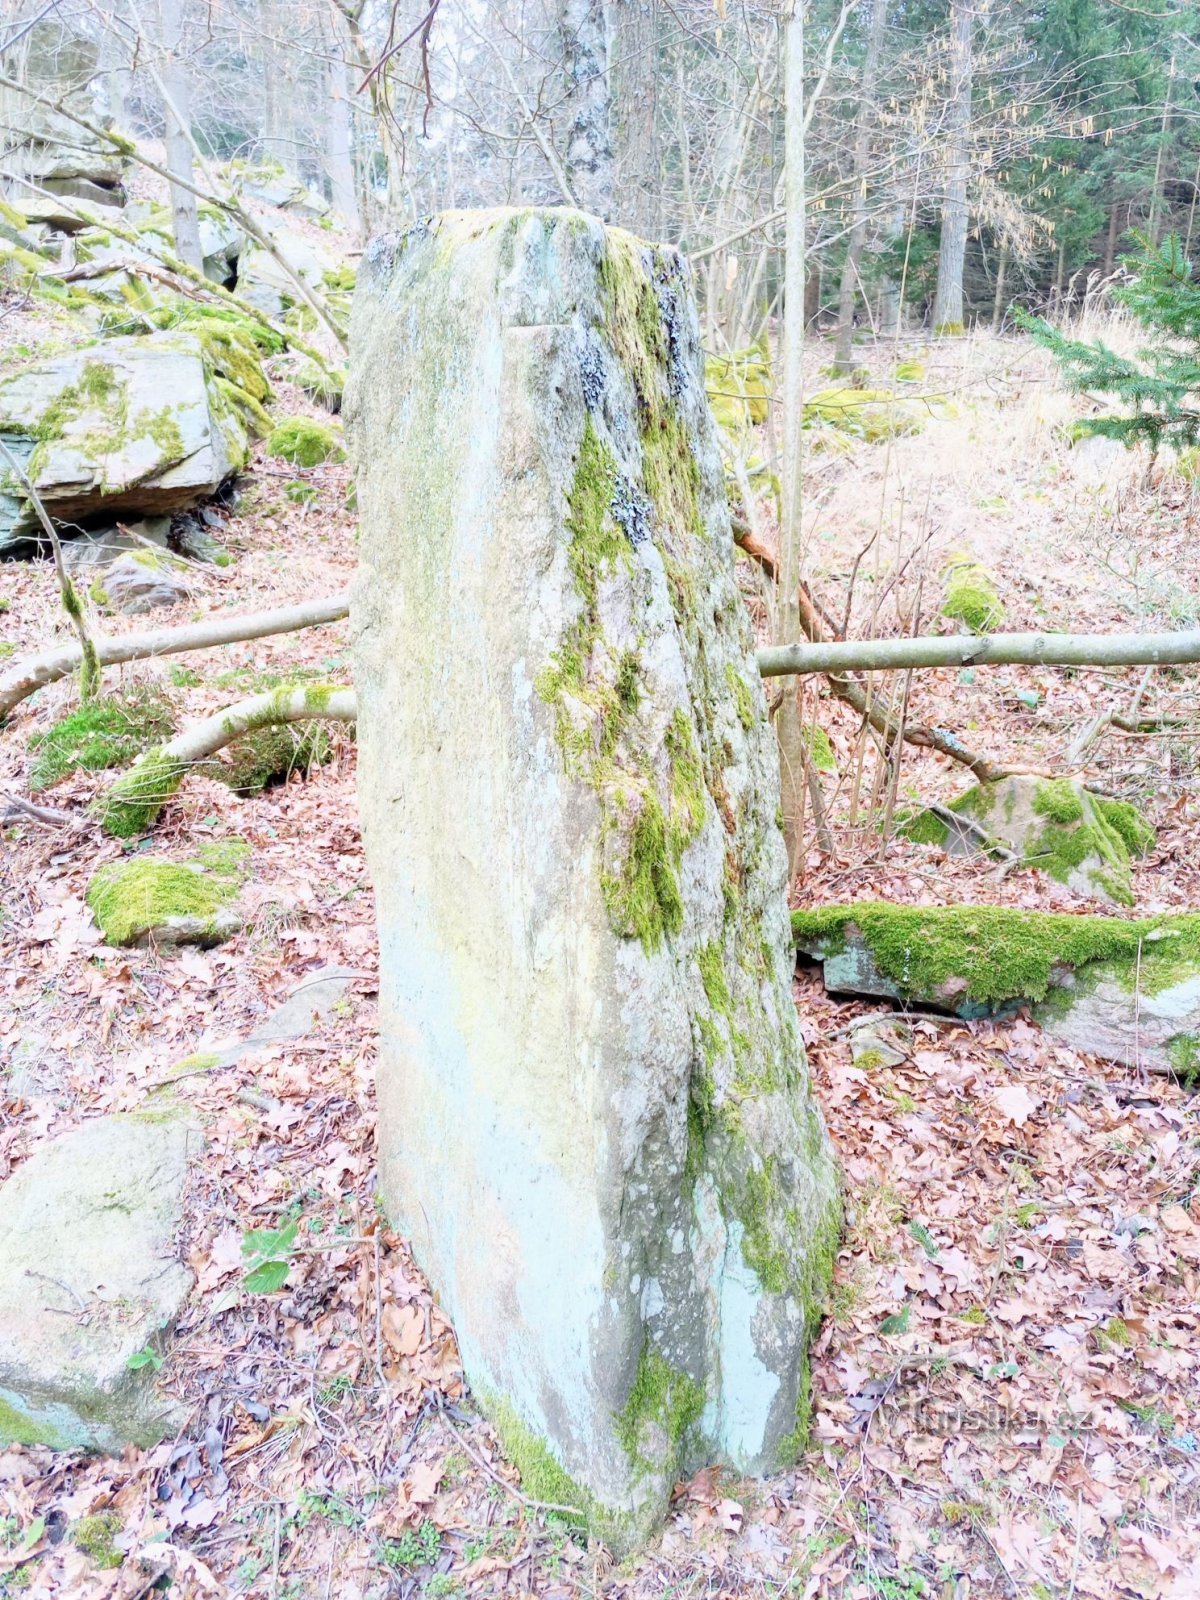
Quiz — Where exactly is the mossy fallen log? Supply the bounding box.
[793,901,1200,1077]
[95,683,356,836]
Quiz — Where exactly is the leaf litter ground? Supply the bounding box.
[0,331,1198,1598]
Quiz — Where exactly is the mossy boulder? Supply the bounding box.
[219,721,332,794]
[913,775,1154,907]
[704,342,771,434]
[347,208,839,1550]
[266,415,345,468]
[0,1113,194,1451]
[940,554,1004,633]
[793,901,1200,1077]
[0,333,254,551]
[86,855,243,948]
[804,386,928,443]
[100,548,194,613]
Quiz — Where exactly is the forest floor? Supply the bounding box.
[1,321,1199,1600]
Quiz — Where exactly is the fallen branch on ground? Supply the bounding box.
[757,627,1200,678]
[96,683,357,835]
[0,593,351,722]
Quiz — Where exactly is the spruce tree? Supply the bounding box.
[1019,234,1200,453]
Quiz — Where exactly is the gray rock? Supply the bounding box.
[0,332,250,550]
[0,1113,196,1450]
[101,549,195,613]
[347,209,840,1549]
[63,517,173,570]
[907,775,1152,907]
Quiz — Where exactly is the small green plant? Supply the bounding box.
[126,1345,164,1373]
[317,1374,353,1407]
[381,1520,442,1570]
[908,1221,940,1259]
[879,1304,911,1336]
[242,1217,301,1293]
[425,1579,462,1598]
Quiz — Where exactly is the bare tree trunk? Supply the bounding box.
[323,10,360,236]
[609,0,657,236]
[758,627,1200,678]
[560,0,614,220]
[931,0,975,333]
[777,0,808,876]
[990,240,1008,330]
[155,0,202,270]
[260,0,295,174]
[832,0,886,373]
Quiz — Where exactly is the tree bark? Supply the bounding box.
[931,0,975,333]
[775,0,809,874]
[323,11,360,236]
[758,627,1200,678]
[155,0,203,270]
[832,0,887,373]
[0,594,350,722]
[559,0,614,219]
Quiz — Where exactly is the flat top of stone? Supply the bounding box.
[0,1113,195,1401]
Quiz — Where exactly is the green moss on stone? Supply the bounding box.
[901,808,950,847]
[1094,796,1155,858]
[1033,779,1085,826]
[195,836,250,875]
[1166,1034,1200,1084]
[805,725,836,773]
[615,1344,705,1477]
[93,747,186,837]
[86,857,238,946]
[724,662,757,730]
[72,1513,122,1570]
[219,722,332,797]
[266,415,344,467]
[793,901,1200,1006]
[478,1391,589,1522]
[941,559,1005,634]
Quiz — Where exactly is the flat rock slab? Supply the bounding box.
[348,208,839,1548]
[0,1113,196,1451]
[0,332,249,550]
[794,903,1200,1076]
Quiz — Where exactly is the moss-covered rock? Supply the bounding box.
[945,775,1152,906]
[218,721,332,795]
[265,415,345,467]
[27,687,175,792]
[793,900,1200,1076]
[941,554,1005,633]
[705,341,771,434]
[804,386,927,443]
[86,855,242,947]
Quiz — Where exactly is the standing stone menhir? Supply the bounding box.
[347,207,840,1549]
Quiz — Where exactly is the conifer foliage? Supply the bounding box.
[1020,234,1200,454]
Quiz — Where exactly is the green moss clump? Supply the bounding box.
[724,662,757,730]
[614,1345,705,1476]
[265,415,345,467]
[941,558,1005,633]
[901,808,950,847]
[894,359,925,382]
[478,1391,589,1523]
[220,723,331,795]
[195,836,251,875]
[793,901,1200,1007]
[72,1513,123,1570]
[86,857,238,946]
[805,724,836,773]
[1094,796,1156,858]
[705,341,771,433]
[1032,779,1085,826]
[28,688,175,792]
[1166,1033,1200,1083]
[804,387,926,443]
[93,747,186,837]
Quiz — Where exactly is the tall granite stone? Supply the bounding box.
[346,208,840,1548]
